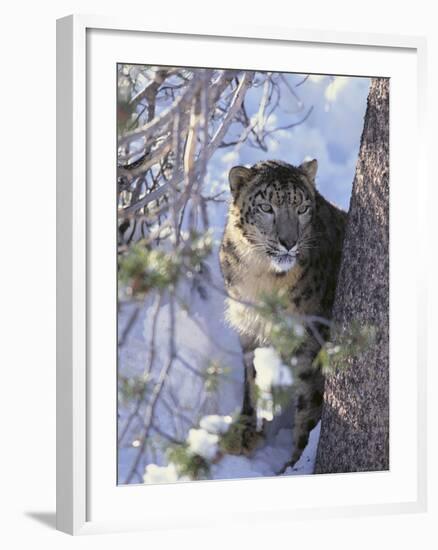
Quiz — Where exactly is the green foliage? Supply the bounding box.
[314,321,376,374]
[118,230,213,297]
[270,385,294,414]
[184,230,214,272]
[219,415,262,455]
[252,289,375,379]
[119,244,179,294]
[167,444,210,480]
[202,361,230,393]
[256,286,291,316]
[118,374,147,404]
[255,288,305,358]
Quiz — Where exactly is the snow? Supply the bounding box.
[252,347,294,427]
[199,414,233,435]
[253,347,294,391]
[143,463,188,484]
[212,422,321,479]
[186,428,219,461]
[119,287,320,483]
[117,249,244,483]
[284,421,321,476]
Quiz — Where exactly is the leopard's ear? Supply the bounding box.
[299,159,318,185]
[229,166,253,198]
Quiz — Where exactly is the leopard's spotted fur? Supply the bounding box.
[219,159,346,466]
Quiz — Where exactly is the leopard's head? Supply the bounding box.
[229,159,318,273]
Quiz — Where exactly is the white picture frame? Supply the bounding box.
[56,14,428,535]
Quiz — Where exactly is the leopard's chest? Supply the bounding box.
[225,265,302,344]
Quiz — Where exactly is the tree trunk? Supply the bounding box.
[315,78,389,473]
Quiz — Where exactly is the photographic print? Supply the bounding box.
[117,66,389,485]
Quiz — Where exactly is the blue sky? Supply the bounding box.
[206,73,370,211]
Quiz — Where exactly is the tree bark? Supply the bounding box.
[315,78,389,473]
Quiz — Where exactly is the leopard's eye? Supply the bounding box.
[259,203,273,213]
[297,205,310,215]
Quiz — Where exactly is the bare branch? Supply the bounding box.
[264,105,314,138]
[205,71,254,156]
[129,69,174,107]
[295,74,310,87]
[124,354,175,483]
[119,76,201,149]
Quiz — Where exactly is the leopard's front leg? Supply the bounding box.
[279,336,324,472]
[220,335,262,455]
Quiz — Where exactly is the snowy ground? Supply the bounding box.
[212,423,321,480]
[118,241,321,484]
[118,248,244,483]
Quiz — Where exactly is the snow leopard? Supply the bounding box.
[219,159,347,468]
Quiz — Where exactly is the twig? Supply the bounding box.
[151,423,183,445]
[119,76,201,147]
[118,302,141,348]
[129,69,174,107]
[124,354,175,484]
[205,71,254,157]
[295,75,310,87]
[264,106,314,138]
[118,293,163,445]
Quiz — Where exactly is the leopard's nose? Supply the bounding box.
[279,237,297,252]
